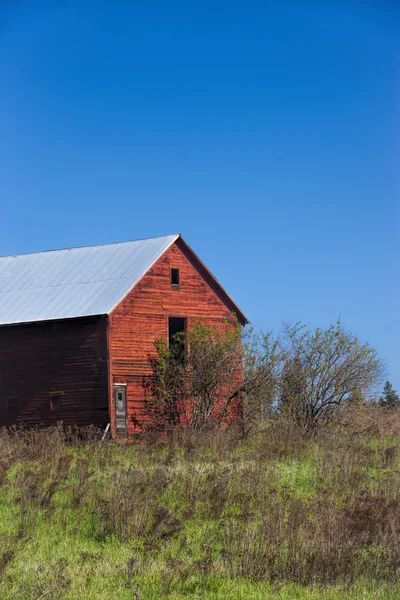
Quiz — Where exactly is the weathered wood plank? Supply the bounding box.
[0,316,109,428]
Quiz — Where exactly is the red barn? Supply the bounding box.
[0,235,248,438]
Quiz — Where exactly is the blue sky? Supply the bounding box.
[1,1,399,391]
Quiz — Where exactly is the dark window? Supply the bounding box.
[168,317,186,360]
[171,268,180,285]
[6,398,18,417]
[50,394,63,412]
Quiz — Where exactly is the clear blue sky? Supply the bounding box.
[1,1,399,391]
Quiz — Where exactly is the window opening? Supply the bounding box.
[171,268,180,285]
[168,317,186,361]
[50,393,63,412]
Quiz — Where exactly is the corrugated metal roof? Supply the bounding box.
[0,234,179,325]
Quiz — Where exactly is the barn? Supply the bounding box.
[0,234,248,438]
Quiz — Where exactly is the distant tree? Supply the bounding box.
[276,321,385,430]
[378,381,400,409]
[241,327,281,428]
[278,356,307,422]
[347,386,366,405]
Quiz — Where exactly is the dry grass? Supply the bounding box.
[0,408,399,598]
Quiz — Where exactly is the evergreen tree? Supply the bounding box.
[379,381,400,408]
[347,386,365,405]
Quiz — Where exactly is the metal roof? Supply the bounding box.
[0,234,179,326]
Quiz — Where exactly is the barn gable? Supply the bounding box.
[107,238,246,436]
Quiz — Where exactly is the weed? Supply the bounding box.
[0,418,399,598]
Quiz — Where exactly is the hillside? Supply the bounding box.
[0,420,399,599]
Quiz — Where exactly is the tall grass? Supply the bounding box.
[0,409,400,598]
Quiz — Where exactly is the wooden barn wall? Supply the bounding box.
[0,316,109,429]
[108,240,242,436]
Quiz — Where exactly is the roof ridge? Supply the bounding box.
[0,233,180,260]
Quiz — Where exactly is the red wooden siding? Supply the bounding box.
[108,240,243,436]
[0,316,109,429]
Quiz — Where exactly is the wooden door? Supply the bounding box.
[114,384,127,438]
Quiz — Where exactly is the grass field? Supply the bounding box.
[0,421,400,599]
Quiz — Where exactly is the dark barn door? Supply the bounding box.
[114,384,127,438]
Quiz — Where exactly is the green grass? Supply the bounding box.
[0,424,400,598]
